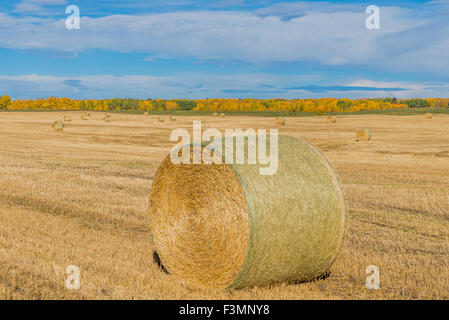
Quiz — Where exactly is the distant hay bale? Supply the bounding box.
[220,113,225,118]
[356,129,372,142]
[84,112,91,117]
[212,112,218,117]
[105,113,111,118]
[425,113,432,119]
[103,117,111,122]
[169,115,176,121]
[64,115,72,122]
[327,116,337,123]
[157,116,165,123]
[275,117,286,126]
[52,121,64,132]
[144,112,149,116]
[149,135,346,289]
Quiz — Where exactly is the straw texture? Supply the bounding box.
[52,121,64,132]
[149,135,346,289]
[356,129,372,141]
[275,117,286,126]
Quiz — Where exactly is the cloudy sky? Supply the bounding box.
[1,0,448,99]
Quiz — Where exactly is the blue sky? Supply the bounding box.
[1,0,448,99]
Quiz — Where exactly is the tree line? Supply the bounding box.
[1,95,447,113]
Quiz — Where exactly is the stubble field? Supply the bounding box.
[0,111,448,299]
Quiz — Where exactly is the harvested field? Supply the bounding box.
[0,111,448,299]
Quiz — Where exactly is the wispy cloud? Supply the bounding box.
[0,73,447,100]
[1,3,448,75]
[13,0,67,15]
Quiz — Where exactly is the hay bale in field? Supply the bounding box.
[103,116,111,122]
[425,113,432,119]
[81,115,88,120]
[212,112,218,117]
[52,121,64,132]
[275,117,286,126]
[327,116,337,123]
[169,115,176,121]
[220,113,225,118]
[105,113,111,118]
[149,135,346,289]
[144,112,149,116]
[64,115,72,122]
[356,129,372,141]
[157,116,165,123]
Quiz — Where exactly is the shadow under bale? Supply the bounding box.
[153,251,170,274]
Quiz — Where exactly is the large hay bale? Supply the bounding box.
[212,112,218,117]
[52,121,64,132]
[425,113,432,119]
[356,129,372,141]
[327,116,337,123]
[157,116,165,123]
[169,115,176,121]
[64,115,72,122]
[81,115,88,120]
[220,113,225,118]
[105,113,111,118]
[103,116,111,122]
[149,135,346,289]
[144,112,149,116]
[275,117,286,126]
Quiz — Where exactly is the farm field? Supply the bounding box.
[0,111,448,299]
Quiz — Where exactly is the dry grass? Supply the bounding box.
[0,111,448,300]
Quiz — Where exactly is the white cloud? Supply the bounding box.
[13,0,67,14]
[0,73,447,100]
[1,3,447,75]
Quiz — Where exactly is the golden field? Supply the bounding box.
[0,111,448,300]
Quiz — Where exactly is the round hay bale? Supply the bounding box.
[157,117,165,123]
[105,113,111,118]
[52,121,64,132]
[220,113,225,118]
[169,115,176,121]
[425,113,432,119]
[144,112,149,116]
[327,116,337,123]
[275,117,286,126]
[356,129,372,141]
[103,117,111,122]
[212,112,218,117]
[81,115,88,120]
[149,135,346,289]
[64,115,72,122]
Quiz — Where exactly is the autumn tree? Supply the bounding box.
[0,95,11,110]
